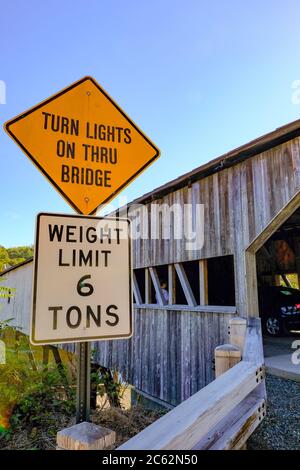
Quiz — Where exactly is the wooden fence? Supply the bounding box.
[117,317,265,450]
[95,306,235,405]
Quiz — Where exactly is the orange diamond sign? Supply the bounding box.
[4,76,160,214]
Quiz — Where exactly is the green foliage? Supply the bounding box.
[98,369,123,407]
[11,367,76,430]
[0,245,33,272]
[0,329,75,437]
[91,348,123,407]
[7,246,34,261]
[8,258,27,267]
[279,273,299,289]
[0,318,14,330]
[0,247,9,272]
[0,333,39,432]
[0,278,16,302]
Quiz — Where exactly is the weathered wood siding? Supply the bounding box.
[0,262,234,405]
[2,133,300,405]
[128,137,300,315]
[0,262,32,335]
[95,306,234,405]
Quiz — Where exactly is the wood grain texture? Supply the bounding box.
[117,361,259,450]
[192,394,265,450]
[129,137,300,315]
[0,261,33,336]
[199,259,208,305]
[57,422,116,450]
[95,307,231,405]
[214,344,241,378]
[228,317,247,353]
[2,131,297,411]
[210,398,264,450]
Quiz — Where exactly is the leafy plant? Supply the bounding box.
[91,363,124,408]
[12,367,76,429]
[90,348,124,408]
[0,328,75,438]
[0,245,33,271]
[0,317,14,331]
[0,277,16,304]
[0,247,10,272]
[0,278,17,341]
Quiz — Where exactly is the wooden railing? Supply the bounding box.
[117,317,266,450]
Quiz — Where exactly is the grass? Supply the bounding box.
[0,328,164,450]
[0,405,165,450]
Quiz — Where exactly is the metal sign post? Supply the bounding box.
[76,342,91,423]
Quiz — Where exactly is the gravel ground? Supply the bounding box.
[248,375,300,450]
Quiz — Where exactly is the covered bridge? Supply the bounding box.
[2,118,300,407]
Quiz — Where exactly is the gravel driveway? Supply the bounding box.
[248,375,300,450]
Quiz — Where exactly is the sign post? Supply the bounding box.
[4,76,160,427]
[76,342,91,423]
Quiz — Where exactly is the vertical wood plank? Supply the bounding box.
[168,264,176,305]
[199,260,208,305]
[145,268,151,304]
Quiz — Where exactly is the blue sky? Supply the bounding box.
[1,0,300,247]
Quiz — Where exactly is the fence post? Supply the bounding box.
[57,421,116,450]
[228,317,247,354]
[214,344,241,378]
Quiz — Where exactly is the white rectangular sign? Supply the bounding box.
[30,213,132,345]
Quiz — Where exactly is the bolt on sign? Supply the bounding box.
[4,76,160,215]
[30,213,132,345]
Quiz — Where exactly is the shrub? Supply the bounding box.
[0,328,75,435]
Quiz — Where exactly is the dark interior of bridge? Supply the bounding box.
[256,206,300,338]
